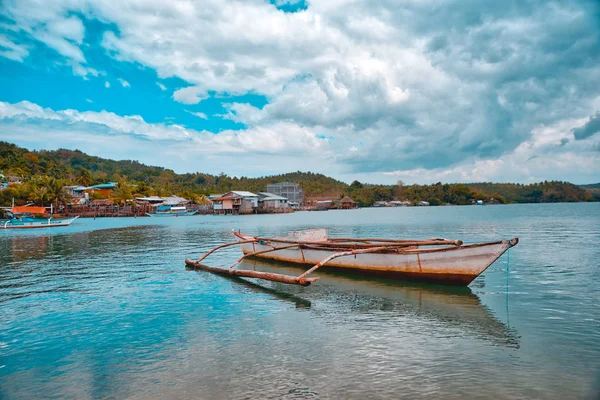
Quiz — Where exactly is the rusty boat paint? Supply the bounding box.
[233,231,518,286]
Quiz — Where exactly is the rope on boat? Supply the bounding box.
[506,247,511,327]
[506,248,511,291]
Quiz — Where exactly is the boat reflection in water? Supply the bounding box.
[212,258,519,348]
[188,265,313,309]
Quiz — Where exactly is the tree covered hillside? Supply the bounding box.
[0,141,347,205]
[467,182,593,203]
[0,141,597,207]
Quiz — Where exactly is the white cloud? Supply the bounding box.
[186,110,208,120]
[156,82,167,91]
[0,34,29,61]
[0,99,334,177]
[117,78,130,88]
[105,81,110,88]
[0,5,93,75]
[173,86,207,104]
[0,100,597,183]
[0,0,598,181]
[0,100,324,155]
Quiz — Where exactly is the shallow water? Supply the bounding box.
[1,203,599,399]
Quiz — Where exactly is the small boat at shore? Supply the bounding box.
[185,229,518,286]
[1,206,79,229]
[146,205,197,217]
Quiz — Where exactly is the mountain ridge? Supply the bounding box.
[0,141,598,206]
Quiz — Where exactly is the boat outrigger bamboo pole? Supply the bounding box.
[187,234,461,287]
[185,260,319,286]
[229,244,301,269]
[194,239,258,263]
[186,239,319,286]
[297,246,395,280]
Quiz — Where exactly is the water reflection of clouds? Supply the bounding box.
[1,205,597,399]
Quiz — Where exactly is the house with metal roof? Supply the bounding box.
[211,191,258,214]
[87,182,118,190]
[135,195,189,206]
[258,192,289,210]
[134,196,164,204]
[85,182,119,197]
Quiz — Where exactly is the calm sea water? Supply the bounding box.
[1,203,598,399]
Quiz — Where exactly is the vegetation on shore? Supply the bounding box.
[1,141,598,207]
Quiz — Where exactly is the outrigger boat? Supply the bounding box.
[185,229,518,287]
[1,205,79,229]
[146,205,197,217]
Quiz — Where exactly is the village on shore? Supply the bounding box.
[2,163,595,219]
[1,178,359,218]
[0,177,445,218]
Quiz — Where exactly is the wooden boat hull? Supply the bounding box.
[234,232,517,286]
[2,216,79,229]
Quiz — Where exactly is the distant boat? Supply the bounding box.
[185,229,518,287]
[146,205,196,217]
[1,206,79,229]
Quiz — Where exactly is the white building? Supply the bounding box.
[258,192,289,210]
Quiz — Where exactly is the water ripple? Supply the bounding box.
[0,204,599,399]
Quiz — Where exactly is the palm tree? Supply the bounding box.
[76,168,93,186]
[194,194,211,205]
[112,179,133,205]
[134,182,150,197]
[43,177,72,209]
[30,185,49,205]
[153,185,168,197]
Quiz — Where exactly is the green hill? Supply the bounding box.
[0,141,597,206]
[467,182,594,203]
[0,141,347,203]
[579,183,600,198]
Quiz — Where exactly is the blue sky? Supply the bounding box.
[0,0,599,184]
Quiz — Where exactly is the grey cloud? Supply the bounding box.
[426,36,448,53]
[316,1,599,172]
[572,112,600,140]
[2,0,599,177]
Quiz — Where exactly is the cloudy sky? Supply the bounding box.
[0,0,599,184]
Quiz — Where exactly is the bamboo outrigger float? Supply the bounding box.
[185,229,518,287]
